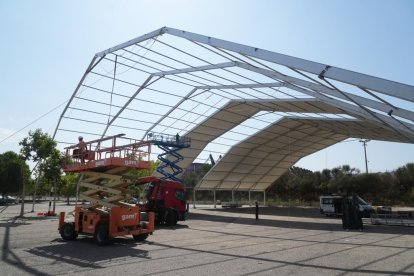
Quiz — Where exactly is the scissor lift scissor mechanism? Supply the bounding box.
[59,134,157,245]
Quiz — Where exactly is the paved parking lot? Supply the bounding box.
[1,202,413,275]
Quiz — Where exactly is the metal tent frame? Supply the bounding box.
[53,26,414,196]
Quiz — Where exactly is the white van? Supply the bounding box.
[320,195,374,217]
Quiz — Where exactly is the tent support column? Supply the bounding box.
[248,191,251,206]
[213,190,216,208]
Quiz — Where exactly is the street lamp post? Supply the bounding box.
[359,139,370,173]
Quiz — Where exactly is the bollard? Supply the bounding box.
[48,201,52,215]
[255,201,259,220]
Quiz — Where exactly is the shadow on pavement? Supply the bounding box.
[189,209,414,235]
[199,205,322,218]
[0,205,9,214]
[144,230,414,276]
[27,237,149,269]
[156,224,189,231]
[1,218,49,275]
[189,211,341,231]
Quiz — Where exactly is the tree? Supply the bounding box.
[20,129,57,162]
[182,163,212,189]
[395,163,414,204]
[126,160,160,178]
[0,151,29,196]
[175,162,414,206]
[19,129,65,212]
[182,163,212,200]
[268,169,290,201]
[381,172,400,205]
[60,173,78,205]
[124,160,160,197]
[39,148,66,181]
[297,174,318,203]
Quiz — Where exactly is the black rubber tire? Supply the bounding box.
[156,212,164,225]
[60,223,78,241]
[165,211,178,226]
[94,224,109,246]
[132,233,149,241]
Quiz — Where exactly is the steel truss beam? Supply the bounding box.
[196,82,285,90]
[237,62,414,122]
[53,56,100,139]
[141,88,199,140]
[56,27,414,193]
[234,62,414,134]
[100,75,161,139]
[163,27,414,102]
[96,27,166,58]
[92,26,414,119]
[152,61,237,76]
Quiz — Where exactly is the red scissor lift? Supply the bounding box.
[59,134,156,245]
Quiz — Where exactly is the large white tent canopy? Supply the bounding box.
[182,98,414,191]
[54,27,414,192]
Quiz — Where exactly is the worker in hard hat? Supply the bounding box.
[78,136,87,164]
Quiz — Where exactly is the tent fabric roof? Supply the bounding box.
[187,98,414,191]
[152,98,347,178]
[155,98,414,187]
[53,27,414,191]
[198,117,346,191]
[196,115,414,191]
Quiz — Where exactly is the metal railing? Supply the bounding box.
[365,212,414,226]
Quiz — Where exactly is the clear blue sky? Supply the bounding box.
[1,0,413,172]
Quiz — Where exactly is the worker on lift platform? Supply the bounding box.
[78,136,87,163]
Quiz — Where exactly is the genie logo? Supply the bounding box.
[121,213,137,221]
[125,160,138,166]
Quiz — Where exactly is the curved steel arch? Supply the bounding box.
[54,27,414,192]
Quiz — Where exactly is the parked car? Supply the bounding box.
[320,195,374,218]
[0,195,17,205]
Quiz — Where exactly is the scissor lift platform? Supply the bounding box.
[64,156,151,173]
[63,133,152,173]
[59,134,155,245]
[147,132,191,182]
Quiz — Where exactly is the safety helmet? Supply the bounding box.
[78,136,83,140]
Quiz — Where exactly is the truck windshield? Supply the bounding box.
[357,196,368,205]
[144,183,155,198]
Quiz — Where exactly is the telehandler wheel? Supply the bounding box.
[165,211,178,226]
[60,222,78,241]
[132,233,149,241]
[94,224,109,246]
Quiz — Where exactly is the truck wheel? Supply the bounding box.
[94,224,109,246]
[60,223,78,241]
[132,233,149,241]
[165,211,177,226]
[156,212,164,225]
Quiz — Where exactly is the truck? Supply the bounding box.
[134,176,187,226]
[320,195,374,218]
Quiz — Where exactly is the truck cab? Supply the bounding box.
[137,176,187,226]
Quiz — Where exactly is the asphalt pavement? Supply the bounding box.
[1,202,413,275]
